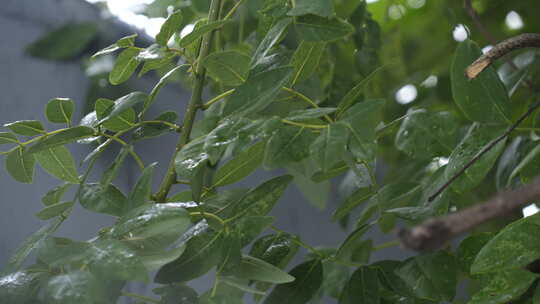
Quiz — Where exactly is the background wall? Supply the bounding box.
[0,0,406,301]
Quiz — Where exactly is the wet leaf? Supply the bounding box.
[451,40,511,124]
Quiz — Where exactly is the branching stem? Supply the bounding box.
[155,0,223,202]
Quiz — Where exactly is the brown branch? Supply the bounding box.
[400,177,540,251]
[428,101,540,202]
[463,0,497,45]
[463,0,539,92]
[466,33,540,79]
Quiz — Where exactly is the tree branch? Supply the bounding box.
[466,33,540,79]
[428,101,540,202]
[400,177,540,251]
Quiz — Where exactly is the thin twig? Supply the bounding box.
[400,177,540,251]
[429,101,540,202]
[463,0,539,92]
[466,33,540,79]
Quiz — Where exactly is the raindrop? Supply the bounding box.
[181,24,196,39]
[389,5,406,20]
[453,24,469,41]
[505,11,524,30]
[395,84,418,104]
[421,75,438,88]
[523,204,539,217]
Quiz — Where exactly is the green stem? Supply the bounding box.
[223,0,246,21]
[155,0,223,203]
[140,120,182,131]
[121,291,160,304]
[282,119,328,129]
[372,240,400,251]
[189,211,225,227]
[281,87,333,123]
[99,133,145,170]
[203,89,235,109]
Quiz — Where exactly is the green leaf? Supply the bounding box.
[156,10,183,45]
[97,92,147,125]
[100,147,130,185]
[38,237,89,267]
[201,51,250,86]
[133,112,178,141]
[0,132,18,145]
[294,15,354,42]
[290,166,330,209]
[288,0,335,17]
[79,183,127,216]
[336,67,385,117]
[138,244,186,272]
[95,98,136,132]
[264,125,317,168]
[290,41,326,85]
[154,284,199,304]
[27,126,95,154]
[26,23,97,60]
[311,122,349,172]
[250,233,299,269]
[144,64,189,115]
[0,271,47,303]
[312,162,348,182]
[109,48,141,85]
[35,201,74,220]
[340,99,385,162]
[444,123,506,193]
[45,271,106,304]
[286,107,336,122]
[110,203,191,240]
[86,239,148,281]
[335,224,371,262]
[220,277,266,296]
[42,183,72,206]
[222,67,293,116]
[230,255,295,283]
[175,136,208,179]
[234,216,275,246]
[178,20,230,47]
[227,175,293,220]
[46,98,75,124]
[35,146,80,183]
[471,214,540,274]
[127,163,157,211]
[509,142,540,184]
[264,259,323,304]
[332,187,374,221]
[155,228,224,283]
[5,217,63,273]
[395,109,460,159]
[456,232,493,274]
[213,141,265,187]
[5,120,45,136]
[339,266,380,304]
[6,147,36,183]
[469,269,538,304]
[91,34,137,58]
[252,18,292,68]
[395,251,457,302]
[451,40,511,124]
